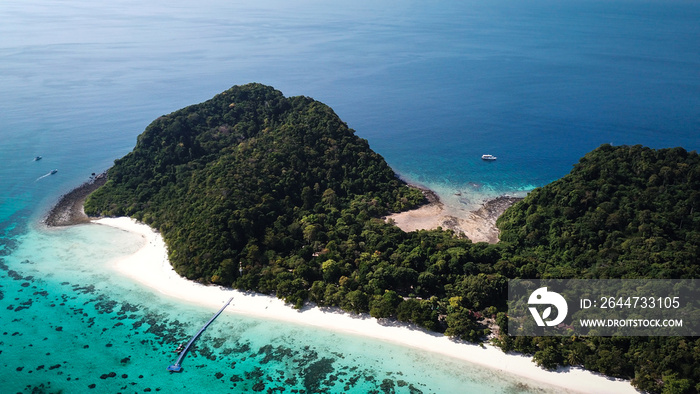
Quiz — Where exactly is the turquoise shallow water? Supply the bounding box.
[1,0,699,392]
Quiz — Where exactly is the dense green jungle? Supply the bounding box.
[85,84,700,393]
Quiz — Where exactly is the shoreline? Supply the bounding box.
[94,216,637,394]
[45,173,517,243]
[386,186,522,243]
[44,172,107,226]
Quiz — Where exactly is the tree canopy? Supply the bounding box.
[86,83,425,285]
[86,85,700,393]
[497,144,700,279]
[495,144,700,392]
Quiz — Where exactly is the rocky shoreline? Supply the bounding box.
[44,173,107,227]
[407,184,441,206]
[474,195,523,220]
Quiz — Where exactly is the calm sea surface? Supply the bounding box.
[1,0,698,392]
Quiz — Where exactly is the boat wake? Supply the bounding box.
[35,170,57,181]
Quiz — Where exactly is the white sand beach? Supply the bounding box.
[94,217,638,394]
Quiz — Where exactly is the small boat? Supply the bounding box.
[34,156,42,161]
[481,154,497,161]
[174,343,185,353]
[50,169,58,175]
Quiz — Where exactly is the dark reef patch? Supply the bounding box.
[302,357,335,393]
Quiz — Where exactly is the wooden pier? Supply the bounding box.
[167,297,233,372]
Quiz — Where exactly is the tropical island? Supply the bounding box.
[56,83,698,392]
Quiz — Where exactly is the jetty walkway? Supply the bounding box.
[167,297,233,372]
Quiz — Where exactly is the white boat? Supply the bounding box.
[481,154,497,161]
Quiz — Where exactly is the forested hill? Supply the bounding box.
[493,145,700,392]
[497,144,700,279]
[85,83,425,285]
[86,85,700,392]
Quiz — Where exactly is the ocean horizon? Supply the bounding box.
[1,0,699,392]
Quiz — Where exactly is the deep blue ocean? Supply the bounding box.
[1,0,699,392]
